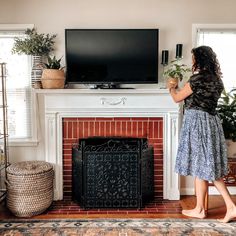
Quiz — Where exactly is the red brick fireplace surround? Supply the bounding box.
[63,117,163,199]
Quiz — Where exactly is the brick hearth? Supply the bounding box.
[63,117,163,199]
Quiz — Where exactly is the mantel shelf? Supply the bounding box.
[34,88,169,95]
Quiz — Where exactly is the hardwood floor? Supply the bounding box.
[0,195,235,220]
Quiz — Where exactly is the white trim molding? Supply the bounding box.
[0,24,34,31]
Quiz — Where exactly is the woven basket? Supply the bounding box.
[6,161,54,217]
[41,69,65,89]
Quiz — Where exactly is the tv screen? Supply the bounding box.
[65,29,159,87]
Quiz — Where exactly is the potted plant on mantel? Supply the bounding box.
[217,89,236,158]
[11,28,56,88]
[41,56,65,89]
[163,59,192,87]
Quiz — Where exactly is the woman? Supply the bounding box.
[168,45,236,223]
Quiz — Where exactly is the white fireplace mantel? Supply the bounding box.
[35,88,182,201]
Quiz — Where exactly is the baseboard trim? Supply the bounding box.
[180,188,195,195]
[181,186,236,195]
[208,186,236,195]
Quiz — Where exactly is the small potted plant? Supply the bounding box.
[217,89,236,157]
[41,56,65,89]
[164,60,191,87]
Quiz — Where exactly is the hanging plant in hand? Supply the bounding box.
[164,60,191,81]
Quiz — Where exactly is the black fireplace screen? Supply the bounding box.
[72,137,154,209]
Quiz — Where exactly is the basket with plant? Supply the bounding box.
[41,56,65,89]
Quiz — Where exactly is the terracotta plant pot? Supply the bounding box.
[168,77,178,87]
[41,69,65,89]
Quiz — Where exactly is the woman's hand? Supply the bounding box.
[168,82,193,103]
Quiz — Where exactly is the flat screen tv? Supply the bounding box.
[65,29,159,88]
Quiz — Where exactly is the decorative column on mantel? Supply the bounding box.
[34,88,182,201]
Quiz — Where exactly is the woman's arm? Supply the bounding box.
[168,82,193,103]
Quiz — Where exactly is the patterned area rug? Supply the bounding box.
[0,218,236,236]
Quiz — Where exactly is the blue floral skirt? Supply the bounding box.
[175,109,228,181]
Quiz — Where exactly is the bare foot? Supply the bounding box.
[182,208,206,219]
[218,206,236,223]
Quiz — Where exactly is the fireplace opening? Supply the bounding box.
[72,137,154,209]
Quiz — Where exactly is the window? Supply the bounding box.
[0,24,35,142]
[193,24,236,91]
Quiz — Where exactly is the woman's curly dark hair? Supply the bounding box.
[191,46,222,79]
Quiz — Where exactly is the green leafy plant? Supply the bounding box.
[43,56,64,70]
[217,89,236,141]
[11,28,56,56]
[164,60,191,81]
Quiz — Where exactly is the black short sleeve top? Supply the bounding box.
[184,72,224,115]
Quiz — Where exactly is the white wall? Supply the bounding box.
[1,0,236,194]
[2,0,236,67]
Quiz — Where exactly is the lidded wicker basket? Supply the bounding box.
[6,161,54,217]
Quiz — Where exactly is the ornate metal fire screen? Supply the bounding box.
[72,137,154,209]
